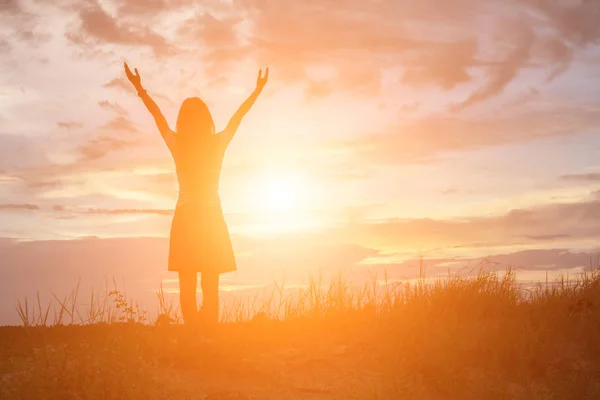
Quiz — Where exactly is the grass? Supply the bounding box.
[2,266,600,399]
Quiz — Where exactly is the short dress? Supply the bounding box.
[167,136,237,274]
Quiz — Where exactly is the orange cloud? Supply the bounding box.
[83,208,172,216]
[98,101,127,116]
[327,190,600,251]
[57,121,83,130]
[401,38,478,90]
[337,105,600,165]
[101,116,137,133]
[0,204,39,211]
[103,77,135,93]
[76,135,135,161]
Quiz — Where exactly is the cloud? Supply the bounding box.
[177,11,242,49]
[116,0,185,16]
[57,121,83,130]
[474,248,597,271]
[365,248,597,280]
[522,234,571,241]
[540,36,574,82]
[1,0,596,111]
[401,38,478,90]
[213,0,596,106]
[101,116,137,132]
[0,134,51,171]
[559,173,600,182]
[0,0,51,47]
[7,188,600,254]
[217,0,581,105]
[176,11,249,80]
[128,171,177,197]
[73,117,144,162]
[309,65,383,99]
[451,23,535,112]
[83,208,172,216]
[0,0,20,12]
[102,76,175,106]
[521,0,600,46]
[2,152,172,201]
[0,38,10,53]
[5,163,79,193]
[0,202,173,216]
[441,188,459,195]
[2,0,594,111]
[337,105,600,165]
[76,135,135,161]
[0,204,39,211]
[327,191,600,250]
[66,0,172,56]
[98,101,127,115]
[231,0,428,96]
[508,87,541,107]
[514,0,600,83]
[103,77,135,93]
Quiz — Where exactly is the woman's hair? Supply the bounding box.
[175,97,215,143]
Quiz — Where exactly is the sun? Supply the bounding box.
[237,168,324,234]
[257,173,302,213]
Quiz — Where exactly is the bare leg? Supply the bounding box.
[200,272,220,326]
[178,271,198,326]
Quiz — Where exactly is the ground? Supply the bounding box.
[2,271,600,399]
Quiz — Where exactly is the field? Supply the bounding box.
[1,268,600,400]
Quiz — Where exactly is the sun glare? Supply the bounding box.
[235,169,322,233]
[261,177,300,212]
[250,170,309,214]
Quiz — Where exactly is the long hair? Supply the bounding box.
[175,97,215,148]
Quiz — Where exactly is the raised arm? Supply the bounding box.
[219,68,269,148]
[124,62,175,151]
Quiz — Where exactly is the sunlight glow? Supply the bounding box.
[261,178,300,212]
[254,170,307,213]
[226,169,326,233]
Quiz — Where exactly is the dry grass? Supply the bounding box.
[2,266,600,399]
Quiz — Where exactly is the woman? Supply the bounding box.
[124,62,269,328]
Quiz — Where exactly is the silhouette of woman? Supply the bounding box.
[124,62,269,328]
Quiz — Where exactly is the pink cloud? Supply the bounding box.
[66,0,172,56]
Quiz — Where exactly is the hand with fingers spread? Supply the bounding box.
[124,61,174,150]
[220,66,270,147]
[255,67,269,93]
[124,62,143,93]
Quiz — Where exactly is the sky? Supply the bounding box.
[1,0,600,324]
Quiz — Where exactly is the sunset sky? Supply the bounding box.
[1,0,600,323]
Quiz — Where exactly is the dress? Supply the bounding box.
[167,135,237,274]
